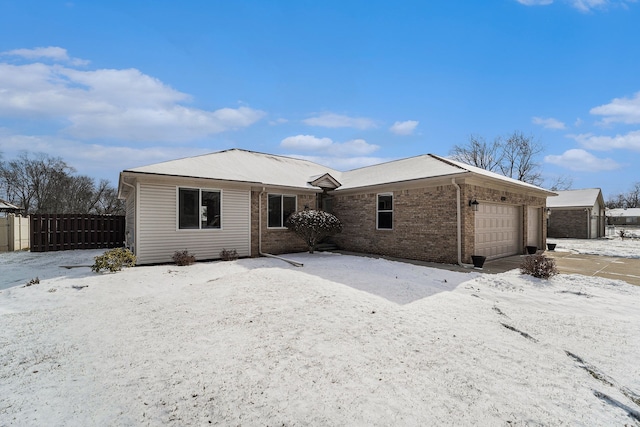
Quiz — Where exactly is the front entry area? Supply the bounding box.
[474,203,521,259]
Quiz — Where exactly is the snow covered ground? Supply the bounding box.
[1,243,639,425]
[549,232,640,259]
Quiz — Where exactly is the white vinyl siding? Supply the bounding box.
[136,182,250,264]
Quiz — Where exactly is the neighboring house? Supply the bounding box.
[546,188,606,239]
[117,149,554,265]
[0,199,21,217]
[607,208,640,227]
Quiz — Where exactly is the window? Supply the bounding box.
[377,193,393,229]
[178,188,221,229]
[268,194,296,228]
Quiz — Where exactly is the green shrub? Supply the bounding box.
[520,254,558,279]
[172,249,196,266]
[220,248,239,261]
[286,209,343,253]
[92,247,137,273]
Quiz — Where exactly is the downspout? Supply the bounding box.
[258,187,303,267]
[586,208,592,239]
[452,178,472,268]
[120,179,136,254]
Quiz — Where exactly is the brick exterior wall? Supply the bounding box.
[250,191,317,256]
[330,185,460,263]
[330,182,547,264]
[250,182,548,264]
[548,209,588,238]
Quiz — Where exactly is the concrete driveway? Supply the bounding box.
[483,251,640,286]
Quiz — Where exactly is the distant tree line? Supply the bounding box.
[0,151,124,215]
[605,182,640,209]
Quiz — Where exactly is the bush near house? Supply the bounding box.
[172,250,196,266]
[220,248,239,261]
[92,248,137,273]
[286,209,343,254]
[520,254,558,279]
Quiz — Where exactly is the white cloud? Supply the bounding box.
[544,149,620,171]
[532,116,566,130]
[515,0,634,11]
[331,139,380,156]
[269,118,288,125]
[570,0,607,11]
[2,46,89,66]
[516,0,554,5]
[281,135,333,151]
[571,130,640,151]
[389,120,419,135]
[0,133,209,182]
[280,135,380,157]
[303,113,377,130]
[590,91,640,125]
[0,59,265,142]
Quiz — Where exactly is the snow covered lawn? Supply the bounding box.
[1,248,639,425]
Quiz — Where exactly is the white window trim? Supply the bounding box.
[176,187,223,231]
[377,192,393,230]
[267,193,297,229]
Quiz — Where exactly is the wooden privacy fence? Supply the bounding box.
[30,214,125,252]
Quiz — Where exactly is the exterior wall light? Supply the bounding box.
[545,207,552,218]
[469,199,479,212]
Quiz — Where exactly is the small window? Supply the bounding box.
[178,188,221,230]
[377,193,393,229]
[268,194,296,228]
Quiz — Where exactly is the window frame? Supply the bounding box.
[377,192,393,230]
[267,193,297,229]
[177,187,223,231]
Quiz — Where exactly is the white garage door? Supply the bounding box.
[475,204,521,259]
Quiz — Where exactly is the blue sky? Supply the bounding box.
[1,0,639,198]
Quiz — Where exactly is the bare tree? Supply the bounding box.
[450,131,544,186]
[605,182,640,208]
[0,151,123,214]
[606,193,626,209]
[0,152,71,213]
[93,179,125,215]
[547,174,573,191]
[623,182,640,208]
[450,134,503,171]
[499,131,543,186]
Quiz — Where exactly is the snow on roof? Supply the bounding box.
[546,188,602,208]
[337,154,465,190]
[437,156,555,193]
[123,149,553,194]
[0,199,20,211]
[125,149,341,190]
[607,208,640,217]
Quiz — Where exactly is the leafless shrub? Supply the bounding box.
[520,254,558,279]
[172,250,196,266]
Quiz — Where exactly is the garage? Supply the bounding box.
[475,203,521,259]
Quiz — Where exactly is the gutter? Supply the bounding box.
[452,178,473,268]
[258,187,303,267]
